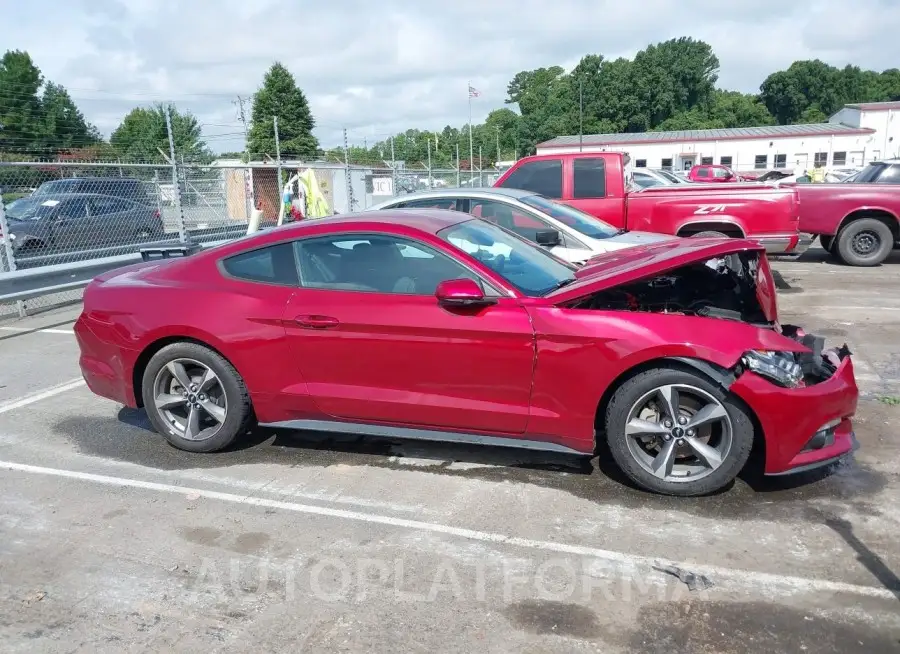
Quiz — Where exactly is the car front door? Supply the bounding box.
[282,232,535,434]
[49,197,90,249]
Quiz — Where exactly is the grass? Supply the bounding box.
[876,395,900,406]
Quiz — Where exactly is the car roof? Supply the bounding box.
[286,209,471,235]
[47,177,140,183]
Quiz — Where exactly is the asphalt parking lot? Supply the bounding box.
[1,244,900,653]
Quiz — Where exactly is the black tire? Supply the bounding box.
[604,367,754,496]
[819,234,834,252]
[141,342,253,453]
[689,230,730,238]
[835,218,893,267]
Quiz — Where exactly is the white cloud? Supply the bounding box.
[5,0,900,152]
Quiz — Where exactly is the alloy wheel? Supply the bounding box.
[153,358,228,441]
[623,384,733,483]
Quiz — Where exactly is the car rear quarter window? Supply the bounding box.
[398,198,461,210]
[696,167,710,178]
[572,158,606,198]
[499,159,562,199]
[221,243,299,285]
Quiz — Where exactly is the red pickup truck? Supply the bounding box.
[788,183,900,266]
[494,152,806,254]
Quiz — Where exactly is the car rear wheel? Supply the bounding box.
[835,218,893,267]
[819,234,834,253]
[141,342,253,453]
[605,368,754,496]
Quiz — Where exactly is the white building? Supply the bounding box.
[535,101,900,173]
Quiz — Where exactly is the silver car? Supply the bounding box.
[366,188,673,265]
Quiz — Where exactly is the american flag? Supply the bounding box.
[468,85,480,98]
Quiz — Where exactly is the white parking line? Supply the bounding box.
[0,379,86,415]
[0,460,895,601]
[0,326,75,335]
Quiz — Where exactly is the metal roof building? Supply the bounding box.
[535,102,900,173]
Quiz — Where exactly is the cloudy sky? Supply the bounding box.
[5,0,900,152]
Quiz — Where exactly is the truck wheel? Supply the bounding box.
[689,231,729,238]
[835,218,893,266]
[819,235,834,252]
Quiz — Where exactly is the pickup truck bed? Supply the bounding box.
[494,152,806,255]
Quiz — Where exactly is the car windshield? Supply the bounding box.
[655,170,682,183]
[518,194,620,240]
[5,198,56,220]
[853,163,888,183]
[437,219,575,296]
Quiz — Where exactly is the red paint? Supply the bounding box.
[75,212,857,475]
[791,183,900,237]
[493,152,801,252]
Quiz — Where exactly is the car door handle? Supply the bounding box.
[294,315,340,329]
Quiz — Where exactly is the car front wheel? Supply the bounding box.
[605,367,754,496]
[141,342,253,452]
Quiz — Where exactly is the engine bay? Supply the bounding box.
[568,252,770,325]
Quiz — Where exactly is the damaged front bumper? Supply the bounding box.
[729,328,859,475]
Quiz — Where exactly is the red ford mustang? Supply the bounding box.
[75,210,859,496]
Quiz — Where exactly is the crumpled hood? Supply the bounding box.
[592,230,676,251]
[550,237,779,323]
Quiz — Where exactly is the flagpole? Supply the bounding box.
[468,81,474,184]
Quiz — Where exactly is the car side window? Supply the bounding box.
[713,167,729,178]
[498,159,562,199]
[88,197,129,216]
[572,158,606,198]
[58,197,88,219]
[221,242,299,285]
[696,167,710,178]
[470,199,576,249]
[294,234,486,296]
[399,198,461,210]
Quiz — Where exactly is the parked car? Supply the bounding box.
[831,159,900,184]
[650,168,691,184]
[687,164,744,183]
[783,183,900,266]
[494,152,808,255]
[630,169,677,189]
[76,210,858,496]
[4,193,165,254]
[32,177,156,207]
[366,188,673,265]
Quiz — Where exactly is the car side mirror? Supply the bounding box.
[535,229,561,247]
[435,278,496,308]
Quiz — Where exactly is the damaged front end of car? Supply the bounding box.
[547,239,859,474]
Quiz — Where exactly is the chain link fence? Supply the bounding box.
[0,159,502,318]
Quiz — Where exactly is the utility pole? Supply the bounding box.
[495,126,501,165]
[273,116,283,191]
[234,95,251,159]
[478,145,483,186]
[164,105,187,244]
[579,77,584,152]
[343,128,354,212]
[456,142,460,186]
[390,135,396,194]
[427,138,433,188]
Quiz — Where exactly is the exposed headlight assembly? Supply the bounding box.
[742,350,803,387]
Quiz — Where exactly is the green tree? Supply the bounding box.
[40,82,101,149]
[248,62,318,159]
[111,103,209,162]
[0,50,44,153]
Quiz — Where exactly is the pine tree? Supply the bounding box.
[248,62,319,159]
